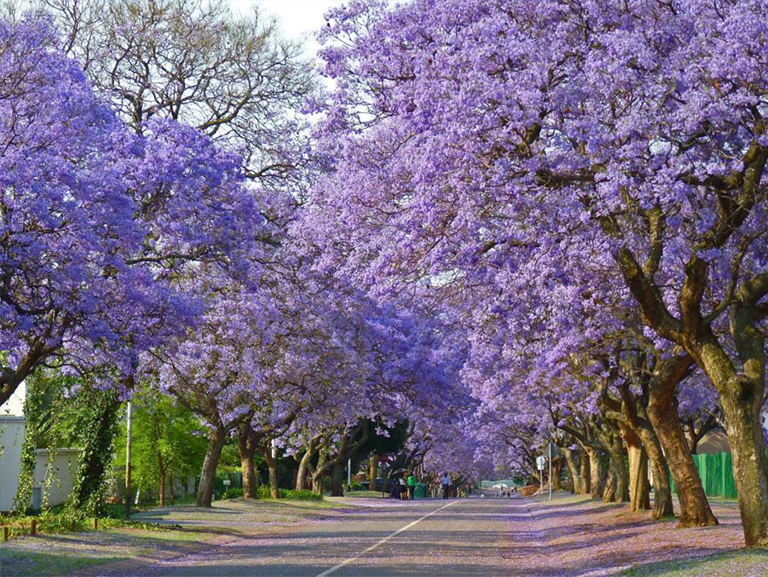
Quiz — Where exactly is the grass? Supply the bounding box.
[619,549,768,576]
[340,490,387,499]
[0,548,123,577]
[0,497,361,577]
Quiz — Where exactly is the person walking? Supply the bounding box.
[441,472,450,500]
[407,472,416,500]
[398,476,408,500]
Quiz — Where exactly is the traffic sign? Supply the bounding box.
[536,455,547,470]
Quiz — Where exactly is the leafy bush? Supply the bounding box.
[221,487,244,500]
[255,486,322,500]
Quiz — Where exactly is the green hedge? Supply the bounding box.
[256,487,322,500]
[217,487,322,501]
[670,451,768,500]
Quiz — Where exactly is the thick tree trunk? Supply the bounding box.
[263,445,279,499]
[625,429,650,512]
[635,425,674,519]
[241,451,259,499]
[605,434,629,503]
[551,459,563,491]
[236,425,259,499]
[197,426,227,507]
[561,448,581,494]
[580,448,591,495]
[586,448,604,499]
[330,462,345,497]
[648,397,717,527]
[603,470,616,503]
[296,449,314,491]
[719,384,768,547]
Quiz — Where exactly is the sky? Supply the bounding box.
[228,0,348,56]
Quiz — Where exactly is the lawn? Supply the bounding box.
[0,497,360,577]
[619,549,768,577]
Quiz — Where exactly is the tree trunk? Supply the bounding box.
[586,448,604,499]
[684,418,698,454]
[719,383,768,547]
[236,420,261,499]
[197,426,227,507]
[263,445,279,499]
[369,455,378,485]
[331,461,345,497]
[580,448,591,495]
[607,433,630,503]
[296,449,314,491]
[635,425,674,519]
[603,470,616,503]
[561,448,581,494]
[551,459,563,491]
[240,450,259,499]
[648,397,717,527]
[625,429,650,512]
[159,455,166,507]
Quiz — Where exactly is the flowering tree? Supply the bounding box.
[305,0,768,545]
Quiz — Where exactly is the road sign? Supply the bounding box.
[536,455,547,470]
[223,479,231,486]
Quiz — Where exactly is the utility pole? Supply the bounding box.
[124,400,133,518]
[548,441,553,501]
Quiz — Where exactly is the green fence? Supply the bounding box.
[670,451,768,499]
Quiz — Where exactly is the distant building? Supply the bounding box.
[0,382,78,512]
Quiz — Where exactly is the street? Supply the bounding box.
[104,496,524,577]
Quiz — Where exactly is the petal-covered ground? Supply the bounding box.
[1,492,767,577]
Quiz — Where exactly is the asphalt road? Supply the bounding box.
[115,495,525,577]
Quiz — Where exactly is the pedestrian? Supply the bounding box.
[399,476,408,500]
[441,472,450,500]
[407,472,417,500]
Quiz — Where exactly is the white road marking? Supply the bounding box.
[314,499,460,577]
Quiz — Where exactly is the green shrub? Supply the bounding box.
[255,486,322,501]
[221,487,244,500]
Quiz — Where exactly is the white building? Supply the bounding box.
[0,382,78,512]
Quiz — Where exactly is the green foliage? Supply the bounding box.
[67,387,121,516]
[12,369,110,514]
[254,487,322,501]
[0,503,175,541]
[218,442,241,468]
[13,371,52,512]
[114,386,208,504]
[220,487,244,500]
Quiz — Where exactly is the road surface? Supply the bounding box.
[108,495,526,577]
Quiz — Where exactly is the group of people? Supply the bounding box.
[391,472,419,500]
[389,472,465,500]
[496,486,517,497]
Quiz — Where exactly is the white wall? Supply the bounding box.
[0,416,26,512]
[1,381,26,417]
[34,449,79,507]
